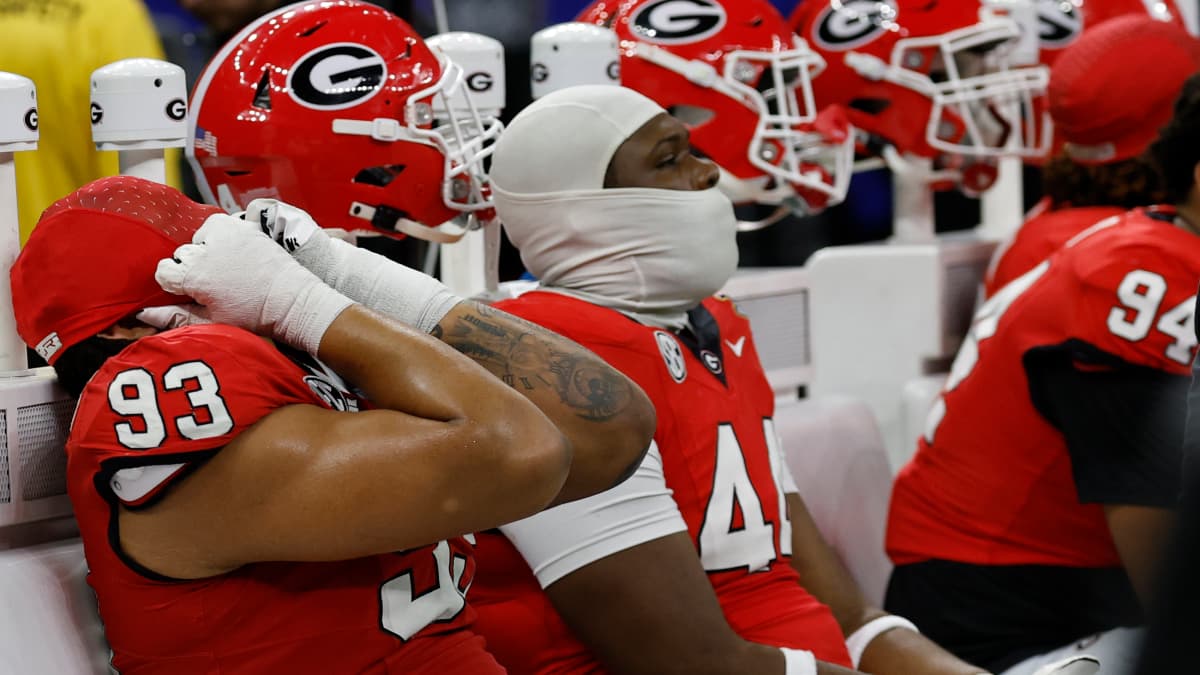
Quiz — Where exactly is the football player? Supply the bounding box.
[886,68,1200,675]
[983,15,1200,296]
[465,84,1011,675]
[11,175,654,673]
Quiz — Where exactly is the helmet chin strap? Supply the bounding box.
[881,145,962,186]
[347,201,474,243]
[734,201,809,232]
[718,167,798,205]
[715,168,820,230]
[717,169,818,231]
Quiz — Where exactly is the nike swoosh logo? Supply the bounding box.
[725,336,745,357]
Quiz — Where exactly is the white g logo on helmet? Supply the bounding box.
[287,42,387,110]
[813,0,897,51]
[630,0,727,44]
[1034,0,1083,47]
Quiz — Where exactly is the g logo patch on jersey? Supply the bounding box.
[700,349,723,376]
[1034,0,1082,47]
[288,43,386,110]
[630,0,727,45]
[812,0,896,51]
[655,330,688,383]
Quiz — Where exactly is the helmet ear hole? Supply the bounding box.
[354,165,406,187]
[668,104,716,127]
[849,98,890,115]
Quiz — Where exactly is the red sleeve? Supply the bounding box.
[1067,234,1199,376]
[69,325,326,506]
[986,207,1125,298]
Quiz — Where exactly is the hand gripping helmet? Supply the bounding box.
[791,0,1052,191]
[188,0,501,241]
[577,0,855,215]
[12,176,219,365]
[1035,0,1184,67]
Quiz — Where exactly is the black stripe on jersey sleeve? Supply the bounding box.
[96,450,221,582]
[1024,339,1187,508]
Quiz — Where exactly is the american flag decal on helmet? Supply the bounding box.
[194,126,218,155]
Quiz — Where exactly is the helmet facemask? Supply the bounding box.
[865,18,1051,160]
[724,38,855,211]
[634,36,854,213]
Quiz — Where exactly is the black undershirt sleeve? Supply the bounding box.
[1024,339,1187,508]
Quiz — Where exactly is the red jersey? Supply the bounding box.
[984,200,1125,297]
[68,325,495,674]
[472,292,851,674]
[889,208,1200,568]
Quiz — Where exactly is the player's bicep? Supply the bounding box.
[119,403,546,579]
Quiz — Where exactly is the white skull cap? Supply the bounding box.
[490,84,665,194]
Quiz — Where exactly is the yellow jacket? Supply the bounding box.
[1,0,179,242]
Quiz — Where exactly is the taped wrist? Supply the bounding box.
[267,264,354,355]
[293,233,461,334]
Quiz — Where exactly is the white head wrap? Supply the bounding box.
[492,85,738,330]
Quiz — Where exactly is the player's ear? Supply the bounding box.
[1192,161,1200,196]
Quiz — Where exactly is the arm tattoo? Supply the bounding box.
[438,303,634,422]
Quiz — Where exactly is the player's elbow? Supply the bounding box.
[601,383,656,488]
[580,381,657,497]
[478,410,573,519]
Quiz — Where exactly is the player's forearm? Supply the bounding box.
[318,305,539,424]
[433,301,655,503]
[784,494,877,636]
[857,628,983,675]
[1105,504,1175,608]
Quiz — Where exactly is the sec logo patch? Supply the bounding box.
[655,331,687,383]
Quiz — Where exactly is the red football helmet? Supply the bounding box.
[188,0,501,241]
[1035,0,1184,67]
[577,0,854,215]
[791,0,1052,191]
